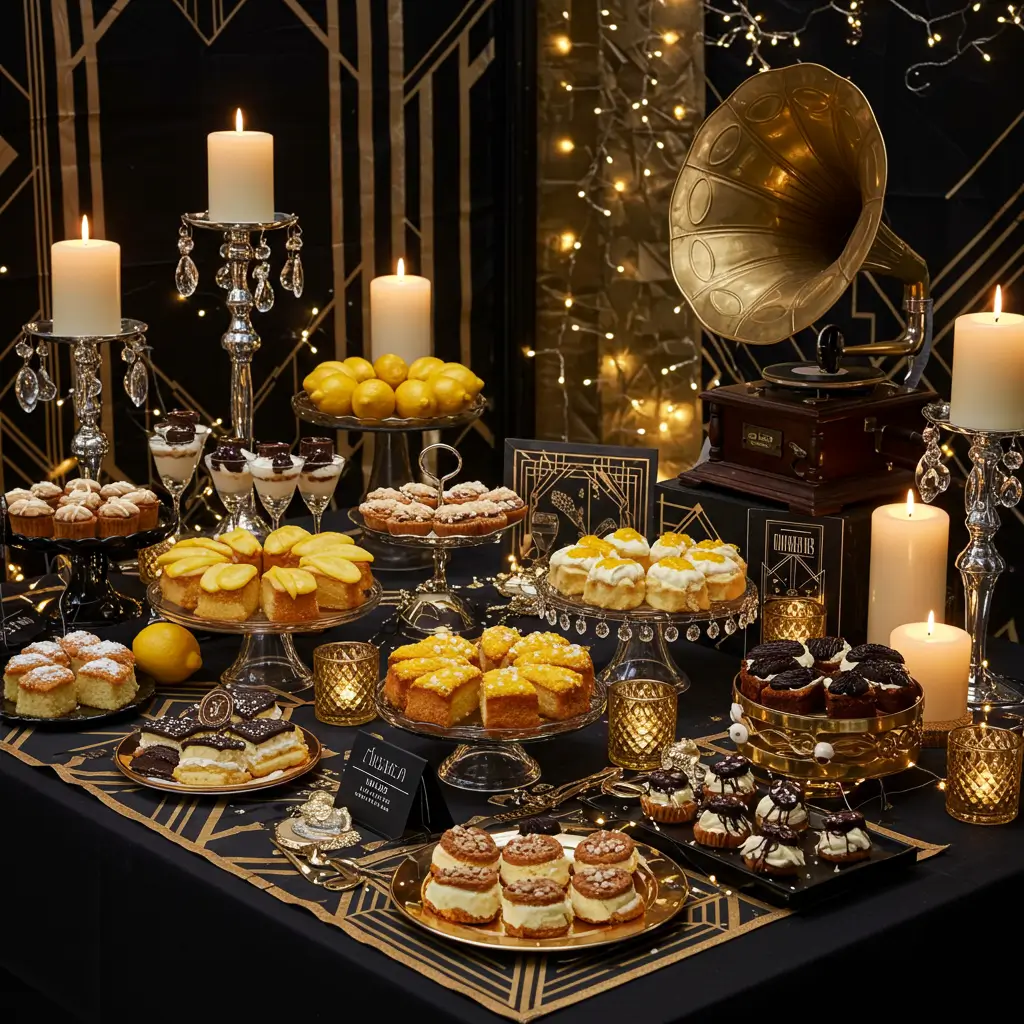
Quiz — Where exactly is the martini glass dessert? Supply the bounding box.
[204,437,254,531]
[250,443,305,530]
[297,437,345,534]
[148,410,208,538]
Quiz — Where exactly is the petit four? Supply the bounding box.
[479,668,541,730]
[423,865,501,924]
[499,833,571,888]
[755,779,808,832]
[75,657,139,710]
[816,810,872,863]
[15,665,77,718]
[129,745,179,780]
[693,794,752,849]
[572,829,638,876]
[501,878,573,938]
[702,755,756,804]
[640,768,698,823]
[136,716,205,751]
[173,734,251,786]
[431,825,501,874]
[569,867,644,925]
[229,686,282,721]
[738,823,806,876]
[582,557,646,610]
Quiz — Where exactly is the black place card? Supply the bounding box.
[338,731,452,840]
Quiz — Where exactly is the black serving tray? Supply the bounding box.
[2,674,155,728]
[579,787,920,909]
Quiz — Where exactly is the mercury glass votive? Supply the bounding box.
[313,641,379,726]
[946,724,1023,825]
[607,680,678,770]
[761,596,826,643]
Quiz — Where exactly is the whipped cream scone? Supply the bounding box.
[755,779,809,832]
[501,877,573,938]
[688,549,746,602]
[431,825,501,875]
[602,528,651,569]
[639,769,698,823]
[572,829,639,876]
[423,865,501,925]
[649,531,693,563]
[816,810,873,863]
[499,833,571,888]
[690,538,747,572]
[645,556,710,613]
[570,867,645,925]
[739,823,806,877]
[692,794,752,849]
[547,545,606,596]
[583,557,646,610]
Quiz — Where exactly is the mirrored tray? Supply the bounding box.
[390,824,689,951]
[292,391,486,433]
[2,674,156,728]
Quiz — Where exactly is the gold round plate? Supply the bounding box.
[390,826,689,952]
[113,726,321,795]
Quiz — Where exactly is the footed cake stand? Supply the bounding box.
[147,580,382,691]
[537,579,759,691]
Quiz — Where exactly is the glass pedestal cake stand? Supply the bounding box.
[537,579,759,691]
[291,392,486,569]
[376,677,606,792]
[349,508,511,636]
[147,580,382,691]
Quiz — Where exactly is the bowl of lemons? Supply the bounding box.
[292,354,486,430]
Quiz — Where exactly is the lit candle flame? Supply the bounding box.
[81,214,89,243]
[906,489,914,517]
[235,108,244,133]
[927,610,935,636]
[397,257,405,279]
[994,284,1002,323]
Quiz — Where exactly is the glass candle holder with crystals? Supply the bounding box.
[946,724,1023,825]
[313,641,379,727]
[607,679,678,770]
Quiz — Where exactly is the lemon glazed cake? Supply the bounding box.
[297,553,366,609]
[75,657,139,710]
[195,562,260,622]
[478,668,540,730]
[260,566,319,623]
[403,663,483,727]
[383,656,469,712]
[159,553,231,610]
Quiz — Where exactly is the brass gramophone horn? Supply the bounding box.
[670,64,930,375]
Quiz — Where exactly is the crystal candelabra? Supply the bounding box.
[19,319,149,480]
[916,401,1024,707]
[173,211,303,535]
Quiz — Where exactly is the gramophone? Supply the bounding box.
[671,64,935,515]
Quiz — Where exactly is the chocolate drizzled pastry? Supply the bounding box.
[518,815,562,837]
[130,744,179,779]
[228,718,295,743]
[767,667,816,690]
[746,640,806,661]
[709,755,752,778]
[806,637,847,662]
[757,821,801,847]
[704,794,749,821]
[210,438,248,472]
[846,643,904,665]
[821,809,866,834]
[648,768,689,793]
[165,423,196,444]
[185,733,247,752]
[298,436,334,468]
[747,654,800,680]
[766,779,801,810]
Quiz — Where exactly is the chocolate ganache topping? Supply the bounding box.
[767,779,801,810]
[130,745,179,779]
[705,794,749,821]
[710,755,751,779]
[767,666,816,691]
[186,733,247,752]
[210,438,248,473]
[256,442,294,471]
[747,654,800,680]
[827,672,870,696]
[517,815,562,837]
[746,640,806,661]
[806,637,847,662]
[228,719,295,743]
[164,409,198,445]
[299,436,334,468]
[648,768,689,793]
[757,821,801,847]
[846,643,904,665]
[821,809,865,834]
[855,659,912,687]
[229,686,278,719]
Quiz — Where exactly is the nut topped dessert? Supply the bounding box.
[430,824,501,875]
[572,829,638,876]
[423,864,501,924]
[501,877,573,938]
[499,833,570,888]
[569,866,644,925]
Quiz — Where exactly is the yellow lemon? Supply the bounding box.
[342,356,377,383]
[428,373,471,414]
[303,363,351,395]
[395,378,437,419]
[351,378,397,419]
[438,362,485,396]
[407,356,445,381]
[311,372,358,416]
[132,622,203,684]
[373,353,409,389]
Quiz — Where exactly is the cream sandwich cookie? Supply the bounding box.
[501,878,573,938]
[739,823,805,877]
[570,867,644,925]
[431,825,500,875]
[423,865,501,924]
[602,527,651,569]
[572,829,639,876]
[499,834,571,888]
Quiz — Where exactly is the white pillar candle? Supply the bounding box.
[51,216,121,337]
[950,286,1024,431]
[890,613,970,723]
[370,259,432,364]
[867,491,949,645]
[207,109,274,224]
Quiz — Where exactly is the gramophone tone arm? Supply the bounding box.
[842,285,931,359]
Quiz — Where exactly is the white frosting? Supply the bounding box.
[703,767,756,795]
[424,878,500,919]
[570,886,641,922]
[602,532,650,558]
[688,553,741,578]
[795,647,815,668]
[176,757,248,773]
[206,454,252,497]
[646,561,705,591]
[755,794,808,828]
[499,856,571,888]
[250,454,303,479]
[587,559,645,585]
[650,538,689,562]
[431,844,498,874]
[572,849,638,875]
[702,542,745,564]
[501,895,573,932]
[738,834,806,868]
[816,827,872,856]
[550,546,602,571]
[246,731,305,760]
[814,640,851,665]
[138,732,184,752]
[696,809,749,836]
[645,785,695,806]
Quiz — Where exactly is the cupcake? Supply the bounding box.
[30,481,63,508]
[7,497,55,537]
[645,557,710,613]
[650,531,693,563]
[400,482,438,508]
[443,480,488,504]
[805,636,851,676]
[387,501,435,536]
[640,768,698,823]
[4,487,33,506]
[459,500,507,534]
[602,528,651,569]
[824,671,877,718]
[63,478,102,495]
[739,822,805,876]
[816,809,872,863]
[432,502,481,537]
[840,643,905,673]
[755,779,808,832]
[693,794,751,848]
[499,833,571,888]
[757,666,824,715]
[857,660,922,714]
[121,489,161,530]
[480,487,527,524]
[702,755,756,805]
[99,481,136,500]
[58,490,102,511]
[688,549,746,601]
[547,545,606,596]
[96,498,140,537]
[366,487,410,504]
[359,497,399,532]
[53,503,97,539]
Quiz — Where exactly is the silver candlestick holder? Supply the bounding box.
[174,210,303,535]
[917,401,1024,707]
[19,318,149,480]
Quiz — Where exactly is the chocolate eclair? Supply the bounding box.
[757,665,824,715]
[805,636,851,675]
[817,809,872,863]
[755,779,808,832]
[840,643,904,673]
[693,794,751,848]
[739,821,805,876]
[824,671,877,718]
[856,659,922,714]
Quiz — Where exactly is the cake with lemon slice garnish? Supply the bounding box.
[645,556,710,613]
[160,553,233,610]
[195,562,260,622]
[650,531,694,563]
[156,542,230,568]
[291,531,354,557]
[262,524,313,571]
[260,565,319,622]
[215,527,263,569]
[548,544,608,596]
[298,554,366,609]
[602,527,651,569]
[174,536,234,558]
[583,556,646,610]
[297,539,375,588]
[403,663,483,727]
[688,548,746,601]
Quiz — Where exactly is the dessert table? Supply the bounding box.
[0,519,1019,1022]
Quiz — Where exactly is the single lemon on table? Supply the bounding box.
[407,356,445,381]
[303,362,351,395]
[342,356,377,383]
[311,372,358,416]
[132,622,203,684]
[351,378,397,419]
[438,362,485,396]
[395,378,437,418]
[373,353,409,389]
[428,373,471,414]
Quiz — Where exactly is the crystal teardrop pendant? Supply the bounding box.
[664,625,679,642]
[559,613,570,631]
[215,265,232,289]
[15,366,39,412]
[36,367,57,402]
[291,254,304,297]
[175,255,198,296]
[686,624,700,642]
[125,357,148,407]
[280,257,295,294]
[595,621,610,639]
[707,621,720,639]
[253,262,274,312]
[999,475,1022,507]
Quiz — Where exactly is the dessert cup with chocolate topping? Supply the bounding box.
[205,438,254,523]
[249,444,305,530]
[297,437,345,533]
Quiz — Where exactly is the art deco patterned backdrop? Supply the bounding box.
[0,0,512,530]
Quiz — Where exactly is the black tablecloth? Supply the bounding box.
[2,528,1024,1022]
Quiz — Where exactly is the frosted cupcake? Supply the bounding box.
[645,557,710,612]
[547,545,606,596]
[7,497,55,537]
[53,503,97,539]
[30,481,63,508]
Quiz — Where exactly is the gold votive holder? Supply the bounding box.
[313,641,379,726]
[761,595,827,643]
[946,724,1023,825]
[607,680,677,770]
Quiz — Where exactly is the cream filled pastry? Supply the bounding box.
[431,825,500,875]
[137,716,205,753]
[173,734,251,786]
[227,719,309,777]
[702,755,756,802]
[690,538,746,570]
[640,768,697,823]
[816,809,872,863]
[583,557,646,610]
[739,823,806,876]
[547,545,606,596]
[572,829,639,876]
[645,556,710,613]
[602,527,651,568]
[693,794,752,849]
[499,834,571,888]
[687,549,746,601]
[649,531,693,563]
[755,779,809,831]
[423,865,501,924]
[569,867,644,925]
[500,878,573,938]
